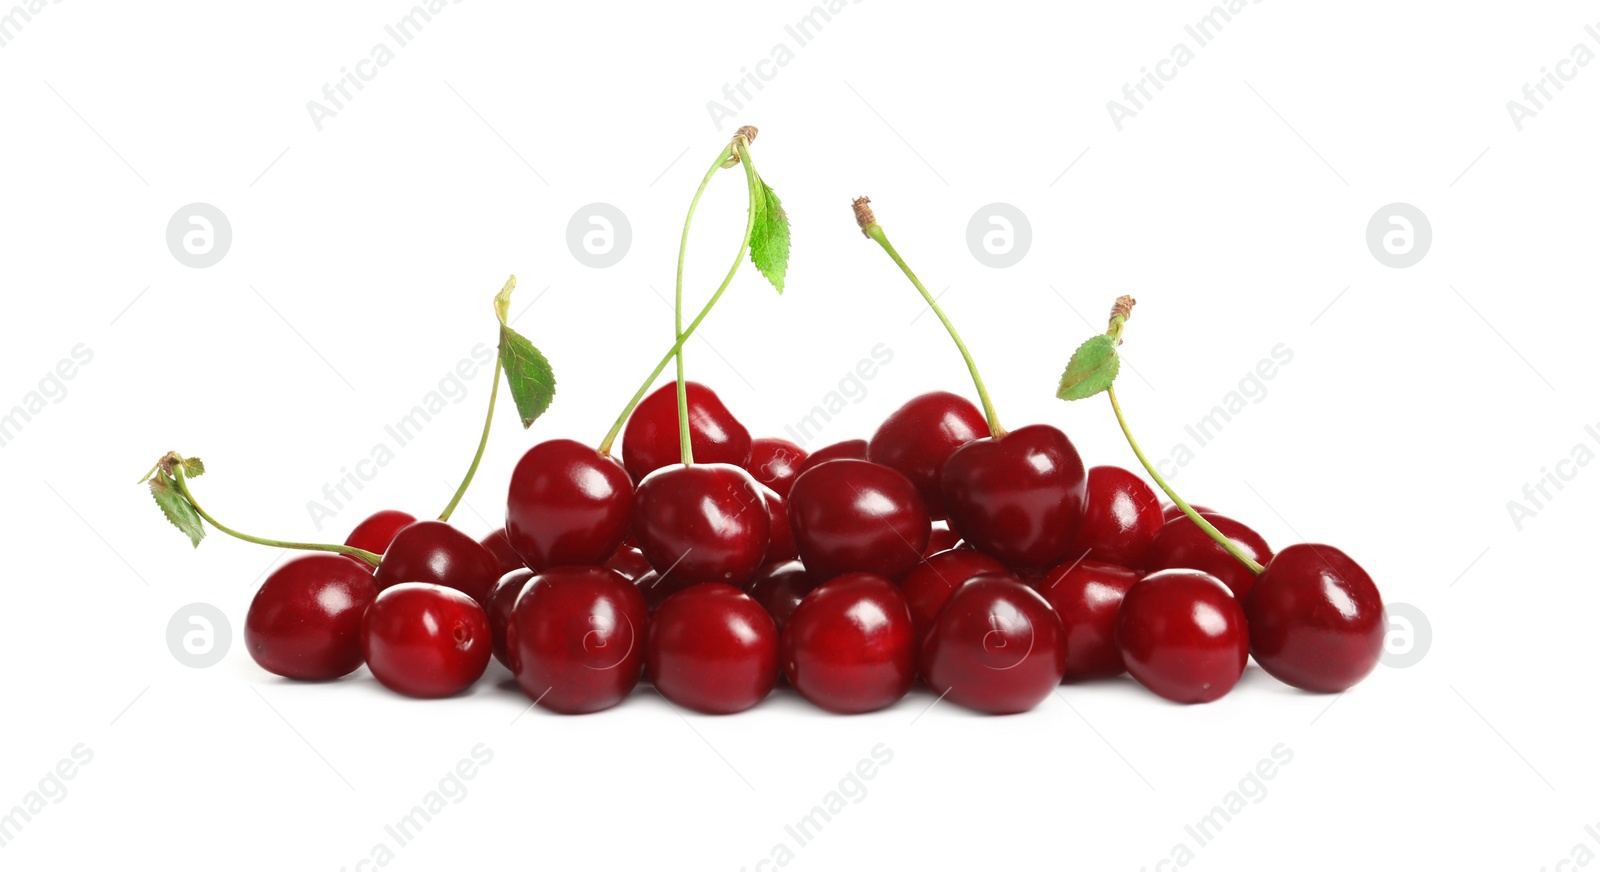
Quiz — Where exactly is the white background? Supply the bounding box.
[2,1,1596,869]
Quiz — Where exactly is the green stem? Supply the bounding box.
[672,145,731,466]
[1106,385,1265,576]
[857,206,1005,438]
[170,467,381,567]
[438,356,502,522]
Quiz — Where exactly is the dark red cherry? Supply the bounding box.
[1146,513,1272,600]
[789,459,930,581]
[621,381,752,481]
[372,520,500,606]
[246,555,376,681]
[1037,560,1141,681]
[506,439,633,570]
[793,439,867,476]
[511,566,646,714]
[361,583,492,698]
[631,570,704,612]
[633,464,770,588]
[1116,569,1248,704]
[759,484,797,563]
[900,549,1011,640]
[923,523,961,558]
[940,424,1088,574]
[1073,466,1164,570]
[604,546,653,584]
[343,509,416,570]
[919,576,1068,714]
[1162,503,1216,523]
[646,584,778,714]
[868,391,987,519]
[480,527,526,577]
[741,561,819,631]
[781,573,916,713]
[1245,544,1386,693]
[487,569,534,669]
[746,437,808,499]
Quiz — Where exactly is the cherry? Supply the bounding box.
[486,569,534,669]
[1116,569,1249,704]
[511,566,647,714]
[1162,503,1216,523]
[631,569,707,612]
[506,439,633,570]
[789,459,930,581]
[759,484,797,564]
[781,573,916,714]
[361,583,492,698]
[741,561,819,631]
[1145,513,1273,600]
[343,509,416,570]
[621,381,751,481]
[918,576,1068,714]
[923,523,961,558]
[633,464,770,588]
[868,391,987,519]
[372,520,500,606]
[941,424,1088,574]
[1244,544,1386,693]
[1036,560,1142,681]
[480,527,526,577]
[604,546,653,584]
[246,555,376,681]
[899,549,1011,640]
[746,437,808,499]
[793,439,867,477]
[1073,466,1163,570]
[646,584,778,714]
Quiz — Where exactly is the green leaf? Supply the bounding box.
[1056,334,1120,401]
[748,176,790,294]
[180,456,206,479]
[149,473,205,548]
[493,275,557,428]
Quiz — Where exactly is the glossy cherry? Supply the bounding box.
[781,573,916,714]
[510,566,647,714]
[924,523,961,557]
[1116,569,1249,704]
[632,464,770,588]
[746,437,808,499]
[343,509,416,571]
[604,546,653,584]
[1162,503,1216,523]
[245,554,376,681]
[486,569,534,669]
[919,576,1068,714]
[789,459,930,581]
[793,439,867,476]
[1073,466,1164,570]
[480,527,525,577]
[361,583,492,698]
[372,520,500,606]
[621,381,752,481]
[741,561,819,631]
[1037,560,1142,680]
[1245,544,1386,693]
[505,439,633,570]
[941,424,1088,574]
[646,584,778,714]
[1145,513,1273,600]
[759,484,797,563]
[632,570,703,612]
[900,549,1011,640]
[868,391,987,519]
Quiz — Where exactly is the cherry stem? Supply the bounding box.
[854,198,1006,438]
[168,463,381,567]
[438,355,503,522]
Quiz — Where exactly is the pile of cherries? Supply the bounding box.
[244,381,1388,715]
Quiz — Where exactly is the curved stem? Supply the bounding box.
[859,217,1005,438]
[171,468,381,567]
[1106,385,1264,576]
[672,147,729,466]
[438,356,502,522]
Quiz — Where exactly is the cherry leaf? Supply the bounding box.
[492,275,557,428]
[148,473,205,548]
[748,176,789,294]
[1056,334,1120,401]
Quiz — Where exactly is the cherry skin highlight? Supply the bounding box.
[1072,466,1164,570]
[1036,560,1142,681]
[923,524,961,558]
[1244,544,1386,693]
[646,584,778,714]
[900,549,1011,641]
[1115,569,1249,704]
[246,554,376,681]
[506,439,633,570]
[940,424,1088,574]
[603,546,653,584]
[343,509,416,571]
[1145,513,1273,600]
[621,381,752,481]
[781,573,916,714]
[868,391,988,520]
[741,561,819,631]
[372,520,501,606]
[510,566,647,715]
[486,569,534,670]
[632,463,770,589]
[362,583,492,698]
[788,459,930,581]
[746,437,808,499]
[918,576,1068,714]
[793,439,867,477]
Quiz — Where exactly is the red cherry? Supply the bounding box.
[923,523,961,558]
[480,527,526,577]
[789,459,930,581]
[793,439,867,476]
[1244,544,1386,693]
[900,549,1011,640]
[510,566,646,714]
[343,509,416,570]
[633,464,770,588]
[506,439,633,570]
[759,484,797,563]
[868,391,987,519]
[372,520,500,606]
[1161,503,1216,523]
[1116,569,1249,704]
[246,555,376,681]
[919,576,1068,714]
[940,424,1088,574]
[361,583,492,698]
[741,561,819,631]
[621,381,752,480]
[646,584,778,714]
[1145,513,1273,600]
[1073,466,1164,570]
[486,569,534,669]
[746,437,808,499]
[781,573,916,713]
[604,546,653,584]
[1036,560,1141,681]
